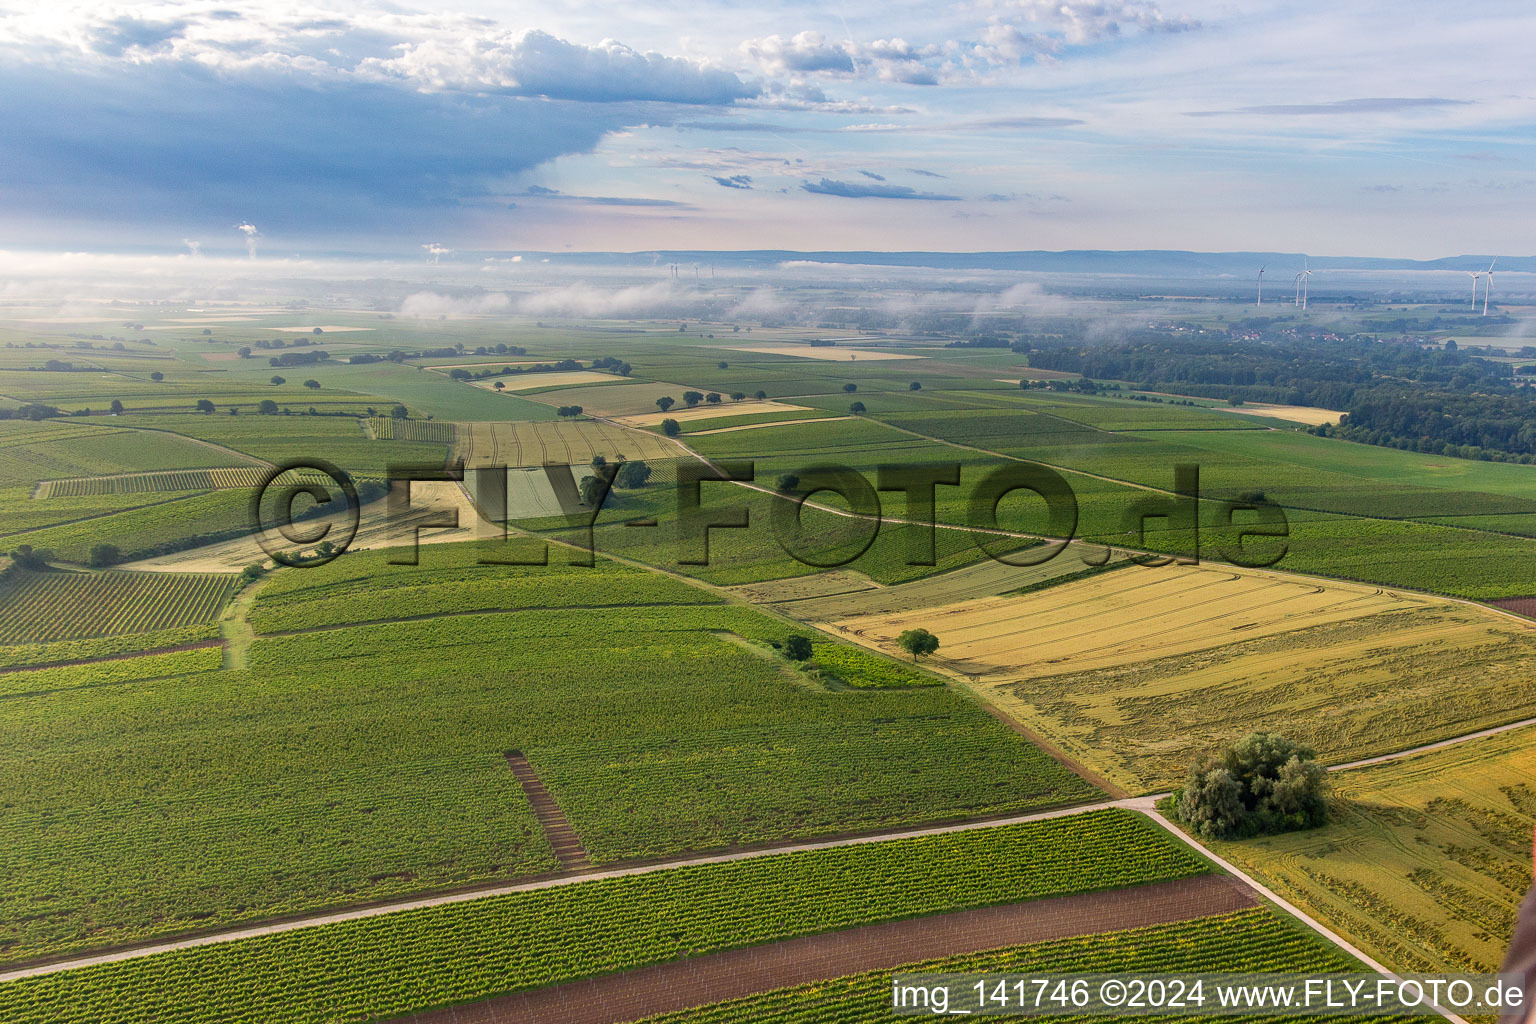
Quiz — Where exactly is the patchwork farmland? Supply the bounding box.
[0,293,1533,1024]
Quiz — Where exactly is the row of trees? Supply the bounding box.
[655,390,761,413]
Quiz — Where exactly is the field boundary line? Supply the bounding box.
[0,798,1125,983]
[1328,716,1536,771]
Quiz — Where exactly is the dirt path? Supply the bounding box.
[220,581,262,670]
[505,753,592,871]
[1329,716,1536,771]
[0,798,1122,984]
[386,875,1255,1024]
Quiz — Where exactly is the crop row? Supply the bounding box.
[38,467,265,498]
[0,596,1095,962]
[0,810,1206,1024]
[0,621,221,669]
[0,571,235,644]
[811,641,943,688]
[250,549,714,633]
[366,417,458,443]
[636,908,1405,1024]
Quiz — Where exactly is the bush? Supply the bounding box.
[1174,733,1327,839]
[88,544,121,568]
[783,635,813,661]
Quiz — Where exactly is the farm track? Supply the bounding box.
[10,707,1528,988]
[504,753,592,872]
[385,875,1256,1024]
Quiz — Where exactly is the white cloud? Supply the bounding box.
[364,30,757,104]
[741,31,854,74]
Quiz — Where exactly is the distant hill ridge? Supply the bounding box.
[490,249,1535,276]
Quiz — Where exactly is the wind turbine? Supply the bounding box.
[1294,259,1312,311]
[1257,266,1265,307]
[1468,270,1483,310]
[1483,257,1498,316]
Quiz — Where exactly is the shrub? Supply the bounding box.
[1174,733,1327,839]
[88,544,121,568]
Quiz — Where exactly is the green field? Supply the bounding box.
[636,908,1403,1024]
[0,570,235,643]
[0,551,1095,962]
[0,810,1202,1023]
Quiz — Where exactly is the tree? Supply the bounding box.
[109,399,125,414]
[270,375,286,386]
[842,383,858,393]
[195,399,215,413]
[731,392,746,402]
[1175,733,1328,839]
[312,327,324,335]
[682,391,703,408]
[656,396,675,412]
[10,544,52,570]
[237,346,252,358]
[240,563,266,582]
[783,635,814,661]
[718,361,729,369]
[150,371,164,381]
[390,404,409,419]
[591,455,607,469]
[776,473,800,493]
[303,379,321,390]
[705,392,722,404]
[615,460,652,488]
[849,401,866,415]
[88,543,121,568]
[557,405,584,418]
[909,381,922,391]
[660,418,681,437]
[578,473,607,507]
[896,628,939,662]
[257,399,279,414]
[754,390,767,400]
[493,381,505,390]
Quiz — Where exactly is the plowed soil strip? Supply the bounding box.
[391,874,1252,1024]
[505,752,592,871]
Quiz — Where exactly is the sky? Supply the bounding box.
[0,0,1531,258]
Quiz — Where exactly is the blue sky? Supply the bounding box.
[0,0,1531,256]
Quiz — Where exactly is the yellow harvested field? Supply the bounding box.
[832,564,1410,679]
[271,325,375,333]
[455,419,678,468]
[817,561,1536,791]
[471,370,628,391]
[1220,403,1344,426]
[1212,726,1536,976]
[523,381,691,417]
[423,361,542,371]
[690,416,852,435]
[720,345,921,362]
[615,401,812,427]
